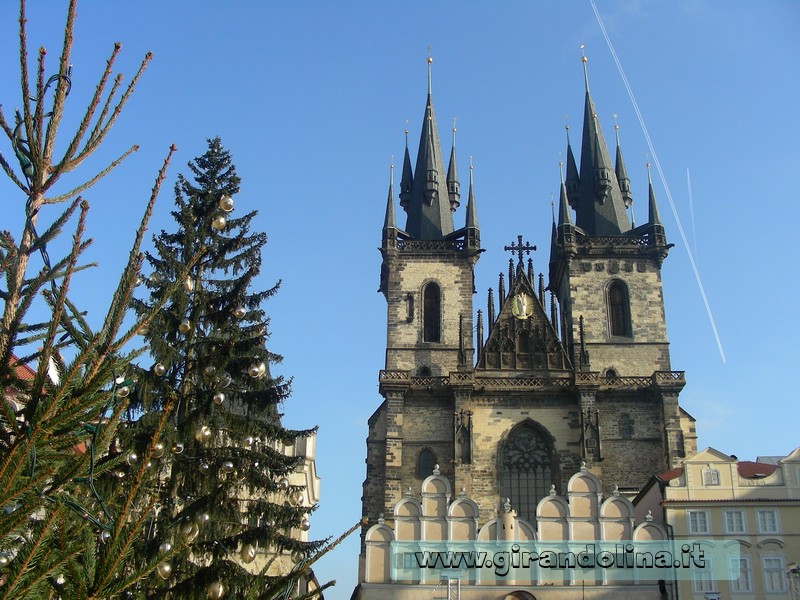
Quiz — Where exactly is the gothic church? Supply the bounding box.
[357,56,696,598]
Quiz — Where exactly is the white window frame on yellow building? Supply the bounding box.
[756,508,780,534]
[762,555,787,593]
[687,509,710,534]
[728,556,752,593]
[724,509,746,534]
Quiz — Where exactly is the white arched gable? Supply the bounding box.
[421,473,452,497]
[567,466,602,495]
[365,522,395,543]
[364,522,394,584]
[536,493,569,519]
[393,497,422,518]
[447,496,479,519]
[600,495,634,519]
[632,520,668,542]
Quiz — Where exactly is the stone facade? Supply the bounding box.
[359,61,695,595]
[359,467,671,599]
[635,447,800,599]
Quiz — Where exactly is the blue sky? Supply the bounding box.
[1,1,798,597]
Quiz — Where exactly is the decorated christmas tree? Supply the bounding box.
[125,138,328,599]
[0,1,188,598]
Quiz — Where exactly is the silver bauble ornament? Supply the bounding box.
[206,581,226,599]
[213,391,225,405]
[232,306,247,319]
[171,442,184,454]
[199,462,210,474]
[279,478,290,491]
[194,424,212,444]
[240,543,256,564]
[117,385,130,398]
[203,365,217,377]
[153,362,167,376]
[211,215,226,231]
[126,452,138,466]
[114,469,126,479]
[243,436,255,449]
[152,442,165,459]
[300,517,311,531]
[180,522,199,542]
[195,512,210,525]
[178,320,192,334]
[291,491,304,506]
[182,276,195,292]
[99,530,111,543]
[247,363,261,378]
[159,542,172,553]
[220,461,234,474]
[156,562,172,580]
[219,194,234,212]
[0,553,9,566]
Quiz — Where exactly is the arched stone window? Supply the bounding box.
[423,282,441,343]
[418,448,436,478]
[620,414,633,439]
[499,423,558,523]
[607,280,631,337]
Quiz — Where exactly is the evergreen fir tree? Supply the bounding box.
[127,138,327,599]
[0,2,189,598]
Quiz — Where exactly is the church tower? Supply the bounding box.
[366,57,481,530]
[358,55,695,591]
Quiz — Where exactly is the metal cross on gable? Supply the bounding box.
[504,235,536,264]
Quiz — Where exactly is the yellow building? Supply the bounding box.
[634,447,800,599]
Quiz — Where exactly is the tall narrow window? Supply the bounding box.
[418,448,436,478]
[500,425,557,523]
[607,280,631,337]
[620,414,633,439]
[423,282,441,342]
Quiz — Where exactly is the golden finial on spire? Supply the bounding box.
[613,114,621,145]
[426,47,433,95]
[580,44,590,92]
[559,160,564,182]
[452,117,457,145]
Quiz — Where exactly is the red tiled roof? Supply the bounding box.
[10,354,36,381]
[737,461,778,479]
[657,461,778,483]
[658,467,683,482]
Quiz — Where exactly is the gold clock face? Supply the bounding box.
[511,293,534,320]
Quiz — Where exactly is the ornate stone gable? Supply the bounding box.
[477,261,569,372]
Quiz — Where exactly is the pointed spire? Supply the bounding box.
[382,162,398,250]
[465,157,479,226]
[646,163,667,249]
[399,125,413,210]
[614,117,633,208]
[575,48,631,235]
[446,118,460,211]
[383,163,396,230]
[565,122,580,209]
[647,163,662,226]
[403,54,455,239]
[558,162,574,228]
